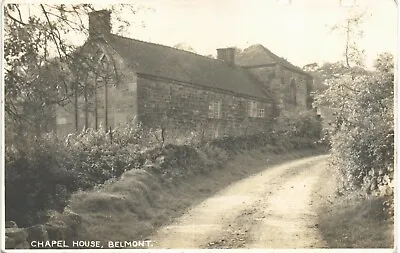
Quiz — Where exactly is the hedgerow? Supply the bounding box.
[62,123,159,190]
[271,109,323,150]
[5,110,323,227]
[5,132,74,226]
[5,122,159,226]
[314,53,394,216]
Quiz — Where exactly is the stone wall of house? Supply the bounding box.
[56,41,138,137]
[136,75,273,142]
[56,80,137,137]
[247,65,310,111]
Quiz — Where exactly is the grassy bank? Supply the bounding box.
[66,148,323,245]
[312,165,394,248]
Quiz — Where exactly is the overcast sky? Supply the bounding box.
[96,0,396,68]
[12,0,396,68]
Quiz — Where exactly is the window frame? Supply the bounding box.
[208,100,222,119]
[258,108,265,118]
[248,101,259,118]
[289,79,297,105]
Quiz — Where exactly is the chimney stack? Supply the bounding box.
[217,48,235,65]
[89,10,111,37]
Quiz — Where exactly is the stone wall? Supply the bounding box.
[56,81,138,137]
[247,65,311,110]
[56,40,138,137]
[5,210,82,249]
[136,74,273,142]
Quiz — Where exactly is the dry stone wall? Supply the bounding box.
[5,210,82,249]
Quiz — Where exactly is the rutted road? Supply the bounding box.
[149,155,329,249]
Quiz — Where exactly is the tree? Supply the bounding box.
[312,9,369,130]
[313,9,394,203]
[4,4,143,225]
[325,54,393,196]
[328,10,367,69]
[173,42,196,53]
[4,4,138,134]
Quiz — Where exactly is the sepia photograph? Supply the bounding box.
[2,0,397,250]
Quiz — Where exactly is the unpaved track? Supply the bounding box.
[150,155,329,249]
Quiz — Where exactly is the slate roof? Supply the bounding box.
[236,44,311,77]
[101,34,271,101]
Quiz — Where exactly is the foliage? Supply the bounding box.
[271,110,323,150]
[311,8,394,205]
[4,4,138,133]
[5,122,159,226]
[3,4,143,226]
[63,123,160,190]
[208,133,271,155]
[328,10,367,68]
[314,53,394,200]
[5,132,74,226]
[5,113,323,227]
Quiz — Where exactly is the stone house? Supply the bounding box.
[56,10,313,141]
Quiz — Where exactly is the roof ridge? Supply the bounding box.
[106,33,261,78]
[259,46,292,66]
[244,44,305,72]
[108,33,230,64]
[96,34,275,100]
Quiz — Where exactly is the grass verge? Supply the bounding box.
[66,148,324,246]
[312,165,394,248]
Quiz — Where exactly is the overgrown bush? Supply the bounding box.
[63,123,159,190]
[5,122,160,226]
[314,53,394,213]
[5,132,74,226]
[145,144,207,180]
[271,109,323,150]
[208,132,273,155]
[6,112,323,227]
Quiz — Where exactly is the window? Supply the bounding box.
[258,108,265,118]
[289,79,297,104]
[99,53,106,64]
[248,102,265,118]
[56,117,67,125]
[208,101,221,119]
[248,101,258,117]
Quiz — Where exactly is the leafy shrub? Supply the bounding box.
[5,111,323,227]
[314,53,394,204]
[200,144,229,168]
[63,123,159,190]
[209,132,272,155]
[271,109,323,150]
[5,132,74,227]
[5,122,160,226]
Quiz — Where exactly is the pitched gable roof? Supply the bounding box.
[236,44,311,77]
[100,34,270,101]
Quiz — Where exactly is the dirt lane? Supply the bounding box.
[149,155,329,249]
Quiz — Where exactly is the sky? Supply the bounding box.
[95,0,397,68]
[5,0,397,68]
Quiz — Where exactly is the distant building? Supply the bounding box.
[56,10,313,141]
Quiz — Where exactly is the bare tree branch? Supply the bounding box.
[345,19,351,68]
[15,4,24,23]
[5,12,27,26]
[40,4,63,59]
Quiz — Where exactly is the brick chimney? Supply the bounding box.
[217,48,235,65]
[89,10,111,37]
